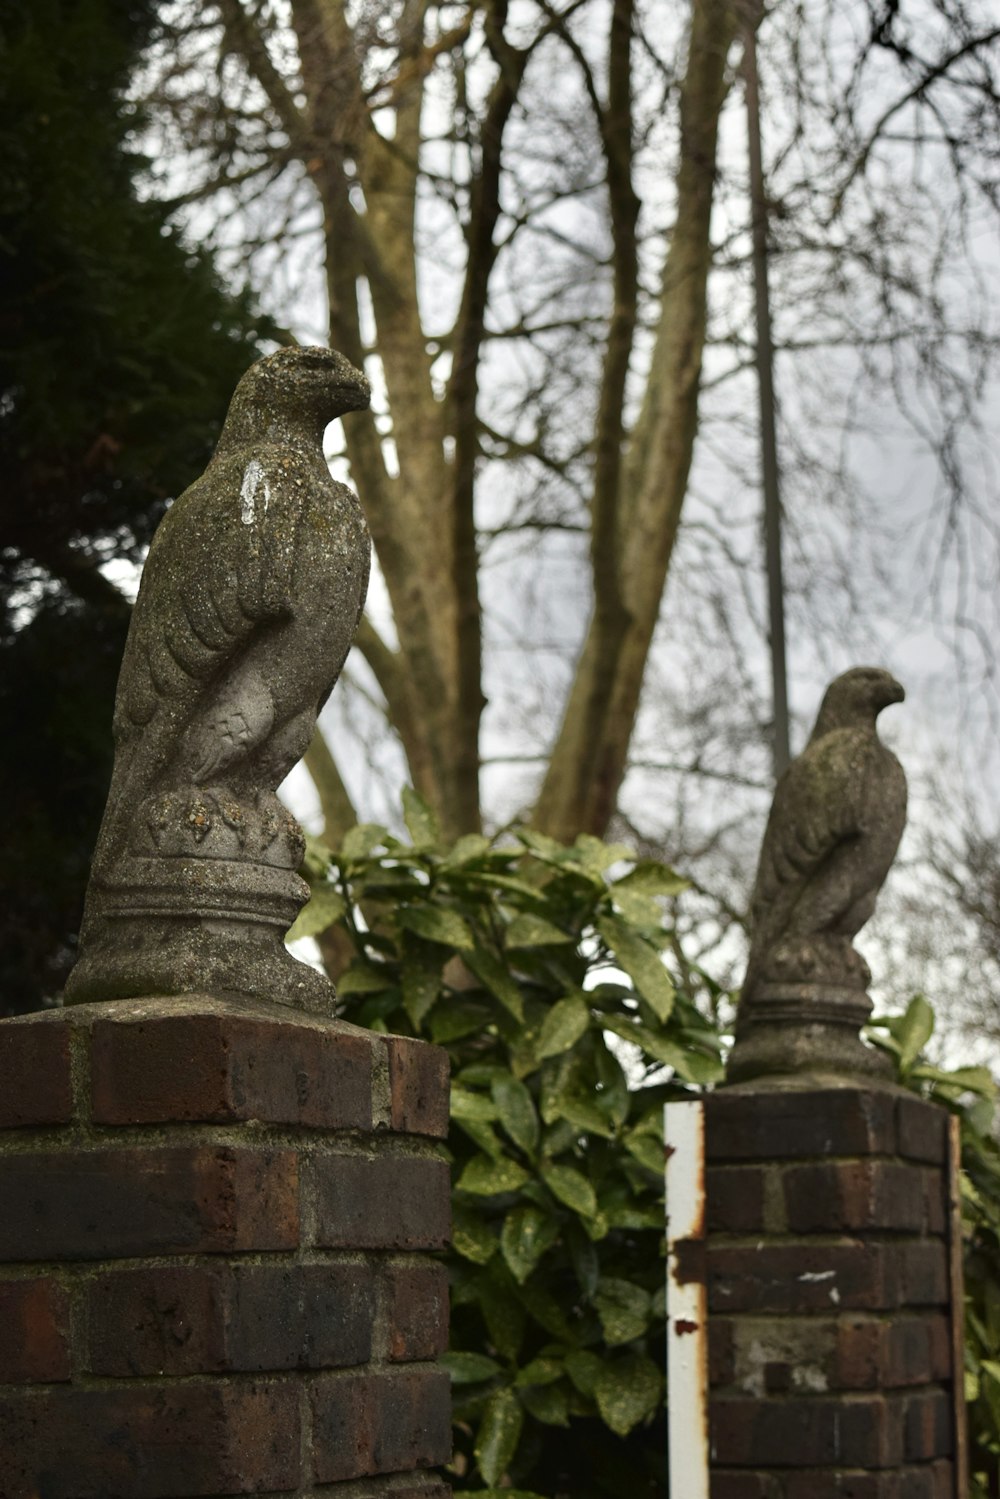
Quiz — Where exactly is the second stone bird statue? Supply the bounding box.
[727,666,907,1082]
[66,347,372,1013]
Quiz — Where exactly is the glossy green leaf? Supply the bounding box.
[515,1279,576,1340]
[516,827,570,863]
[430,1000,491,1043]
[456,1117,506,1159]
[399,904,475,950]
[594,1353,663,1436]
[515,1356,563,1387]
[596,915,675,1021]
[501,1205,558,1283]
[571,833,632,872]
[452,1204,498,1264]
[301,832,333,879]
[402,785,440,845]
[459,1154,530,1195]
[624,1130,665,1174]
[568,1223,599,1296]
[553,1091,616,1138]
[594,1277,651,1345]
[441,1350,503,1383]
[475,1388,524,1487]
[443,833,493,865]
[536,995,591,1059]
[337,961,392,996]
[492,1075,540,1154]
[896,994,935,1072]
[402,952,441,1027]
[594,1042,630,1125]
[478,1274,526,1360]
[911,1063,996,1098]
[613,859,688,897]
[518,1381,570,1426]
[582,1208,610,1241]
[608,883,661,929]
[601,1013,719,1079]
[341,823,389,861]
[466,945,525,1020]
[451,1085,499,1122]
[541,1161,598,1218]
[565,1349,604,1398]
[506,912,574,948]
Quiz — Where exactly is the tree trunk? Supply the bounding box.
[534,0,737,840]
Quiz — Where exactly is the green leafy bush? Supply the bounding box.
[869,997,1000,1499]
[296,793,723,1496]
[300,801,1000,1496]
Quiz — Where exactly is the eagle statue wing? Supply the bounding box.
[104,452,299,827]
[749,724,876,959]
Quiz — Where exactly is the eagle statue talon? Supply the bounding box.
[65,347,372,1013]
[726,666,907,1087]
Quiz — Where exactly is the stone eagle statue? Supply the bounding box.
[66,347,371,1013]
[727,666,907,1082]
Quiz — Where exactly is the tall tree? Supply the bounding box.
[141,0,1000,859]
[0,0,271,1011]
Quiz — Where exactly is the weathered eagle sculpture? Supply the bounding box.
[727,666,907,1082]
[66,347,371,1013]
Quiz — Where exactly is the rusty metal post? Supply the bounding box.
[665,1100,708,1498]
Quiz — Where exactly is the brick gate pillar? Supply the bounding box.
[704,1086,961,1499]
[0,994,452,1499]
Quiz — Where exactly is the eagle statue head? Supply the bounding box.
[811,666,904,740]
[218,345,372,449]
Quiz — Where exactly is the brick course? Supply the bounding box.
[0,996,451,1498]
[313,1152,451,1250]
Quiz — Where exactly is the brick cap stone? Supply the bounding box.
[1,995,450,1138]
[50,990,380,1035]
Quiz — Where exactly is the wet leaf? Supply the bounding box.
[459,1154,530,1195]
[337,961,392,996]
[506,912,574,948]
[452,1203,498,1264]
[402,950,441,1027]
[518,1380,570,1426]
[441,1350,503,1383]
[541,1162,597,1218]
[475,1387,523,1487]
[594,1353,663,1435]
[536,995,590,1059]
[492,1075,540,1154]
[402,786,440,845]
[896,993,935,1072]
[594,1277,651,1345]
[501,1205,558,1283]
[466,945,525,1020]
[613,859,688,897]
[400,904,475,950]
[596,915,675,1021]
[341,823,389,861]
[451,1085,499,1122]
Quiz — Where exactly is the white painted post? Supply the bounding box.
[664,1099,709,1499]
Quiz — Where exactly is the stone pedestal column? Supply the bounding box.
[704,1086,960,1499]
[0,995,452,1499]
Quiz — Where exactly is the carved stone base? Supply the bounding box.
[65,857,334,1014]
[725,980,893,1086]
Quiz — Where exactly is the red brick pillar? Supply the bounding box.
[705,1087,960,1498]
[0,995,452,1499]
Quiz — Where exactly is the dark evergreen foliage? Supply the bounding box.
[0,0,272,1010]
